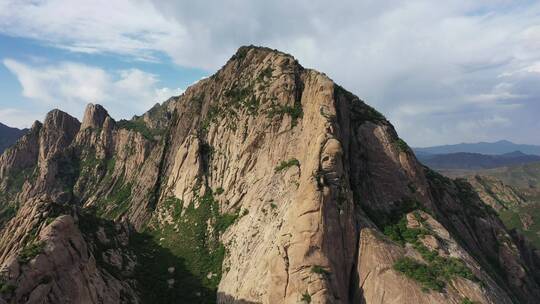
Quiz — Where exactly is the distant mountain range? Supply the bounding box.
[416,151,540,170]
[0,123,27,154]
[414,140,540,156]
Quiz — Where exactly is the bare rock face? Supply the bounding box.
[81,103,109,130]
[0,46,538,304]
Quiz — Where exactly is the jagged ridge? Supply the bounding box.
[0,46,537,304]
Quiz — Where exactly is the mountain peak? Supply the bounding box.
[81,103,110,130]
[227,45,298,69]
[43,109,79,129]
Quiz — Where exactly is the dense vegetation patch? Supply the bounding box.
[393,257,445,291]
[386,212,477,292]
[364,197,423,231]
[383,212,430,246]
[137,187,240,303]
[78,208,208,303]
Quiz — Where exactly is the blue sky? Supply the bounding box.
[0,0,539,147]
[0,34,207,125]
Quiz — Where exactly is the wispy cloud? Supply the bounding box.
[1,0,539,145]
[3,58,183,121]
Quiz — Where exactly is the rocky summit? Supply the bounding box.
[0,46,538,304]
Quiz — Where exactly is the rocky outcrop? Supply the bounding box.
[0,212,137,304]
[81,104,109,130]
[467,175,525,211]
[0,46,538,304]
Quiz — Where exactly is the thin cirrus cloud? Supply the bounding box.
[2,58,184,123]
[0,0,539,145]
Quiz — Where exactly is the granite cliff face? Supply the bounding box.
[0,46,539,304]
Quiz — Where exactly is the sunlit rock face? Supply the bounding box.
[0,46,538,304]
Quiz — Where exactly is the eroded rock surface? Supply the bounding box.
[0,46,538,303]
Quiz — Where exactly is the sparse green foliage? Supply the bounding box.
[79,150,100,173]
[163,196,183,219]
[363,106,386,122]
[18,241,45,264]
[454,178,498,217]
[117,119,163,141]
[200,84,259,133]
[106,182,133,218]
[267,101,303,127]
[233,47,249,60]
[216,212,239,233]
[396,138,409,152]
[106,157,116,174]
[224,86,260,115]
[275,158,300,173]
[408,182,417,193]
[6,166,36,193]
[258,66,273,81]
[461,297,477,304]
[301,292,312,303]
[215,187,224,195]
[94,177,133,219]
[0,279,15,295]
[311,265,330,276]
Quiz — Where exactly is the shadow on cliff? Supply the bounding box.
[78,208,218,304]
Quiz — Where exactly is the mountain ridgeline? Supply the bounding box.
[416,151,540,170]
[414,140,540,156]
[0,46,538,304]
[0,123,27,155]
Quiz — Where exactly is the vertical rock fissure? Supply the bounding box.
[148,111,177,211]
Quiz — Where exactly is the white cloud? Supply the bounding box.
[0,108,41,129]
[3,58,183,121]
[0,0,188,63]
[1,0,540,145]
